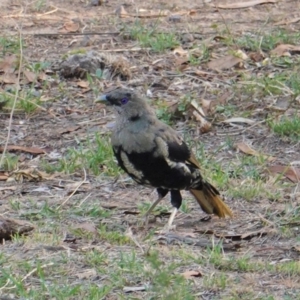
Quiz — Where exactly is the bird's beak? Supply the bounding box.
[95,94,107,103]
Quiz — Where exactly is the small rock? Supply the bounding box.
[181,33,194,44]
[0,217,34,240]
[90,0,101,6]
[168,15,181,23]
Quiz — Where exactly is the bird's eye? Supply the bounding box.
[121,97,129,105]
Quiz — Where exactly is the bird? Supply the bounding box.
[96,88,232,230]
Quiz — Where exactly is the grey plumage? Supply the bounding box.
[96,88,232,230]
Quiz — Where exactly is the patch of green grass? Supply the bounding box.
[239,69,300,98]
[124,21,179,52]
[0,36,21,55]
[267,260,300,276]
[203,272,227,289]
[1,88,42,114]
[192,138,283,202]
[230,156,264,181]
[0,153,19,171]
[155,99,174,124]
[231,29,300,52]
[18,200,63,221]
[85,250,108,268]
[31,0,48,12]
[272,56,296,68]
[269,114,300,140]
[144,251,195,299]
[1,261,112,299]
[188,45,211,65]
[73,205,112,219]
[97,224,130,245]
[27,61,51,72]
[199,247,262,273]
[18,92,42,114]
[228,180,265,201]
[215,103,238,117]
[180,199,190,214]
[42,134,119,176]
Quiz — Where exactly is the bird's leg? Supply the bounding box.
[143,188,168,226]
[166,207,178,229]
[163,190,182,232]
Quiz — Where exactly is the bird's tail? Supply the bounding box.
[190,182,232,218]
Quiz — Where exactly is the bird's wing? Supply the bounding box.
[156,124,201,170]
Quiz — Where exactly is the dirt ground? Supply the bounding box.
[0,0,300,299]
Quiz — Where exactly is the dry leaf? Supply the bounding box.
[274,17,300,25]
[236,142,275,161]
[173,46,188,56]
[201,99,213,115]
[63,21,80,33]
[0,172,9,181]
[270,44,300,57]
[0,55,17,73]
[0,74,18,84]
[181,270,202,279]
[207,55,243,70]
[237,142,259,156]
[249,51,265,62]
[211,0,277,9]
[7,168,52,183]
[77,80,90,88]
[292,246,300,253]
[175,57,189,68]
[234,49,248,60]
[268,165,300,183]
[38,72,47,81]
[223,117,255,125]
[23,70,36,83]
[190,99,212,133]
[73,223,98,235]
[58,126,81,135]
[76,269,97,279]
[0,186,17,191]
[274,17,300,26]
[0,145,46,154]
[240,229,268,240]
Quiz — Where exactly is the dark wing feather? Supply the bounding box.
[166,137,201,170]
[167,140,190,162]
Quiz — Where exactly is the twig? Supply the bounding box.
[31,32,120,37]
[76,192,92,208]
[56,168,87,210]
[0,16,24,168]
[291,161,300,199]
[21,262,54,282]
[125,227,145,254]
[0,262,54,291]
[216,118,271,136]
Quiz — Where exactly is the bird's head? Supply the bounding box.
[96,88,151,121]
